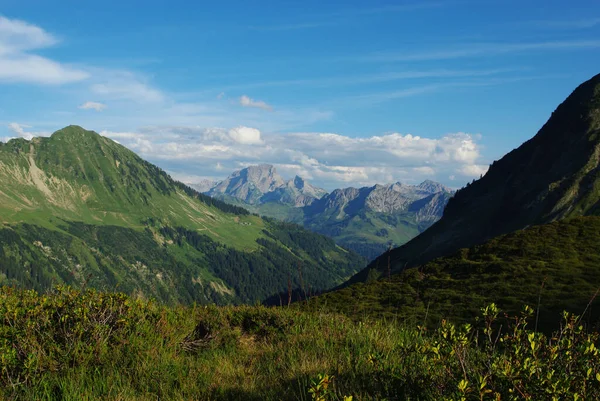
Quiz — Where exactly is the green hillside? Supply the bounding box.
[302,208,431,261]
[348,73,600,283]
[304,216,600,332]
[0,126,365,304]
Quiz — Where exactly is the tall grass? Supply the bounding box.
[1,286,599,400]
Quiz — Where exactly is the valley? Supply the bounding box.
[194,165,453,261]
[3,73,600,400]
[0,2,599,398]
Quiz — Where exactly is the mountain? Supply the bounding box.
[349,72,600,282]
[301,182,453,260]
[189,179,218,193]
[200,167,453,261]
[0,126,365,304]
[303,216,600,332]
[207,164,327,207]
[262,175,329,207]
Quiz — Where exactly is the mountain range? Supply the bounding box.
[349,72,600,282]
[193,166,454,260]
[306,73,600,330]
[2,73,599,334]
[0,126,364,304]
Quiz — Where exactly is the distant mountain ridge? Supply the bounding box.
[349,72,600,283]
[206,164,327,207]
[302,73,600,332]
[195,166,453,260]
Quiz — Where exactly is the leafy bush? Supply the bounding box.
[1,287,599,400]
[309,217,600,333]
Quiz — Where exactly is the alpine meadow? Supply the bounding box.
[1,2,600,400]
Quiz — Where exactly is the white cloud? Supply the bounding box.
[0,54,89,84]
[100,130,144,140]
[228,126,263,145]
[0,16,88,84]
[239,95,273,111]
[0,16,57,53]
[459,164,489,177]
[99,126,485,189]
[7,122,48,140]
[91,78,163,103]
[79,101,107,111]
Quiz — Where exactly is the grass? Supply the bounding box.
[0,126,365,305]
[1,286,600,400]
[306,216,600,333]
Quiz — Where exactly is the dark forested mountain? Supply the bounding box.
[348,72,600,283]
[0,126,365,304]
[198,167,453,260]
[304,216,600,332]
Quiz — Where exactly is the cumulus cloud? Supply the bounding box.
[0,16,89,84]
[0,16,57,53]
[100,130,145,140]
[239,95,273,111]
[99,126,486,189]
[459,164,489,177]
[6,122,48,140]
[228,126,263,145]
[79,101,106,111]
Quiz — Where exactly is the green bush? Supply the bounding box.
[1,287,599,400]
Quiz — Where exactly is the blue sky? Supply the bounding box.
[0,0,599,190]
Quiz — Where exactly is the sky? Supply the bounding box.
[0,0,599,190]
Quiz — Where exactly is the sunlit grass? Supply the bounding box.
[1,286,599,400]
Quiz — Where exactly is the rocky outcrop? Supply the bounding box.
[206,165,327,206]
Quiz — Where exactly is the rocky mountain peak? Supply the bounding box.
[234,164,284,192]
[207,164,326,206]
[417,180,452,194]
[293,175,305,189]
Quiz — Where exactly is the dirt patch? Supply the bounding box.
[28,145,53,199]
[209,281,235,296]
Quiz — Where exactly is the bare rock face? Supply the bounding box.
[310,181,453,218]
[206,165,327,206]
[189,179,219,193]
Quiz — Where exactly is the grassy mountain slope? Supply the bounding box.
[0,126,364,304]
[349,72,600,283]
[304,216,600,332]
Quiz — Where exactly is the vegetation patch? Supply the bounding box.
[1,287,599,400]
[305,217,600,333]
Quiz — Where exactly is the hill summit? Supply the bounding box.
[353,72,600,281]
[0,126,365,304]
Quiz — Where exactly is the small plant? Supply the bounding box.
[308,374,333,401]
